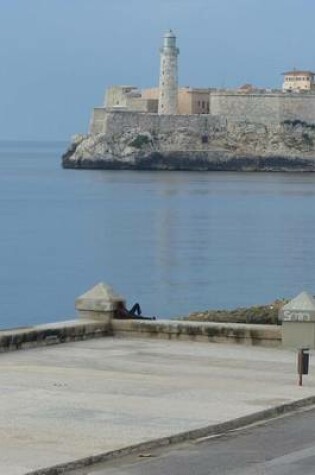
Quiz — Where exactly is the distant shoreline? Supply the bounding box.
[182,300,286,325]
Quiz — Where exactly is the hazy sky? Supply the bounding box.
[1,0,314,140]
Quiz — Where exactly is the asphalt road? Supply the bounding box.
[81,407,315,475]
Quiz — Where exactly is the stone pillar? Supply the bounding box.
[158,30,179,115]
[75,283,125,321]
[279,291,315,348]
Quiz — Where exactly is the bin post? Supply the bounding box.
[297,348,310,386]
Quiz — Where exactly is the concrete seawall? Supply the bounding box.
[0,319,112,352]
[0,319,281,353]
[113,319,281,347]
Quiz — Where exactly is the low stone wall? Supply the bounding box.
[0,319,112,353]
[0,319,281,353]
[112,319,281,347]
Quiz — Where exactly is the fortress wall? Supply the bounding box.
[210,94,281,124]
[89,108,108,134]
[209,93,315,124]
[125,98,159,113]
[99,110,224,137]
[89,95,315,136]
[279,95,315,123]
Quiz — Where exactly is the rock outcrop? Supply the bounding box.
[62,120,315,171]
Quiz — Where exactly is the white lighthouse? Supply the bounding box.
[158,30,179,115]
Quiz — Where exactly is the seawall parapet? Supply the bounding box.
[112,319,281,347]
[0,318,281,353]
[0,319,112,353]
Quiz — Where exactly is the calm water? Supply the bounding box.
[1,141,315,328]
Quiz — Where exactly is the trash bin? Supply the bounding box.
[298,348,309,375]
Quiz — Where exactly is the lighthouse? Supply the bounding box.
[158,30,179,115]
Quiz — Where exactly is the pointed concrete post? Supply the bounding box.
[279,291,315,348]
[75,283,125,321]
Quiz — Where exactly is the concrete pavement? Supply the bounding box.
[0,337,314,474]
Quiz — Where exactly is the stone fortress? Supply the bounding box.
[90,30,315,135]
[63,31,315,171]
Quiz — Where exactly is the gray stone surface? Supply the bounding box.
[1,337,315,474]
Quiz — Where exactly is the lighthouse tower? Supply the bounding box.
[158,30,180,115]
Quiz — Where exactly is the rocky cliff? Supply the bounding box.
[62,120,315,171]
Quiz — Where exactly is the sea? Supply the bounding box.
[1,140,315,329]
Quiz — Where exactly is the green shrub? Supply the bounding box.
[130,134,150,149]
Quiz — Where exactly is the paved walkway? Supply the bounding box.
[0,337,314,474]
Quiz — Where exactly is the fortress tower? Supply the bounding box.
[158,30,180,115]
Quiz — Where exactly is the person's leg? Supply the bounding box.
[129,303,142,315]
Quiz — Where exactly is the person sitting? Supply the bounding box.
[115,301,156,320]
